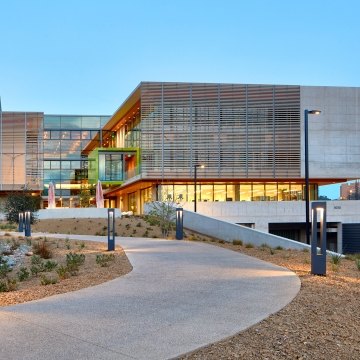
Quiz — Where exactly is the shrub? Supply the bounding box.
[0,281,8,292]
[33,241,52,259]
[66,252,85,275]
[146,200,176,237]
[7,278,17,291]
[275,246,284,250]
[356,259,360,271]
[232,240,243,246]
[44,260,58,272]
[40,274,58,285]
[31,265,43,277]
[218,240,225,244]
[0,257,12,278]
[245,243,254,248]
[56,265,70,280]
[330,253,342,265]
[17,267,30,281]
[0,278,17,292]
[96,254,115,267]
[31,255,43,265]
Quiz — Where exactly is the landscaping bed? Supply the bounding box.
[0,233,132,307]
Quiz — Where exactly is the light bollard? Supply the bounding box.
[175,207,184,240]
[18,212,24,232]
[24,211,31,237]
[311,202,327,276]
[107,208,115,251]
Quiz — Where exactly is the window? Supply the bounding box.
[99,153,123,181]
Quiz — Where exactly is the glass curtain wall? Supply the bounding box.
[43,115,109,207]
[158,182,317,204]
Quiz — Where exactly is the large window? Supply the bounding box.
[43,115,110,200]
[99,153,123,181]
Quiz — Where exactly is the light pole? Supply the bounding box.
[194,164,205,212]
[304,109,321,244]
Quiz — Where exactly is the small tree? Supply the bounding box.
[79,184,95,208]
[145,191,184,238]
[3,190,40,224]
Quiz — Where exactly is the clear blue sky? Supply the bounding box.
[1,0,360,199]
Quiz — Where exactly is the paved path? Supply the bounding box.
[0,234,300,360]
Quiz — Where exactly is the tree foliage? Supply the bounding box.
[3,191,40,224]
[145,191,184,238]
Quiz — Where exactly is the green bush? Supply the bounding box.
[31,255,43,265]
[245,243,254,248]
[66,252,85,275]
[40,274,58,285]
[356,259,360,271]
[0,278,17,292]
[56,265,70,280]
[44,260,58,272]
[3,190,40,224]
[0,257,12,279]
[96,253,115,267]
[17,267,30,281]
[331,253,342,265]
[31,265,43,277]
[0,281,8,292]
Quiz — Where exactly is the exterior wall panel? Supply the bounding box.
[140,82,301,180]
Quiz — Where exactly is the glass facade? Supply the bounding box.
[43,115,109,205]
[159,182,317,203]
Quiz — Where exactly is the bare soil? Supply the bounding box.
[1,217,360,359]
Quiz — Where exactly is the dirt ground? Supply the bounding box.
[179,240,360,360]
[1,217,360,359]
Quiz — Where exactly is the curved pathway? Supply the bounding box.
[0,234,300,360]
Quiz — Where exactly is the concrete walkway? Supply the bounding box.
[0,234,300,360]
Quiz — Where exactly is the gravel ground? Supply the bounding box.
[178,241,360,360]
[2,218,360,359]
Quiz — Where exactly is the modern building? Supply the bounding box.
[0,111,110,207]
[340,180,360,200]
[86,82,359,213]
[1,82,360,252]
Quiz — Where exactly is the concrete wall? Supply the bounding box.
[301,86,360,179]
[182,200,360,232]
[183,210,310,251]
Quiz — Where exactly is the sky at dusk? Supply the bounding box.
[1,0,360,199]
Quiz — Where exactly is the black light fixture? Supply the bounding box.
[107,208,115,251]
[175,207,184,240]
